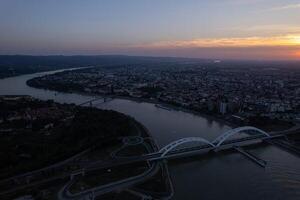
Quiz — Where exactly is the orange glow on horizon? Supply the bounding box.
[295,51,300,58]
[134,34,300,49]
[128,34,300,60]
[291,36,300,44]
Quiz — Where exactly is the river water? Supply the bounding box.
[0,70,299,200]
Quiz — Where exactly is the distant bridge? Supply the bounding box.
[78,96,114,107]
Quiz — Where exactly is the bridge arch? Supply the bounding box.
[212,126,270,147]
[159,137,215,157]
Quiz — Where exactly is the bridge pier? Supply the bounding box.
[70,169,85,180]
[234,147,267,168]
[266,139,300,156]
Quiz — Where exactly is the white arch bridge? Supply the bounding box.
[158,126,271,158]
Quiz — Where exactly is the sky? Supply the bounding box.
[1,0,300,60]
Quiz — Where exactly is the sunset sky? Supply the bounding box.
[1,0,300,60]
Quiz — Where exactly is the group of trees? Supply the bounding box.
[0,98,137,178]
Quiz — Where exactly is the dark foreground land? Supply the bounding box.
[0,95,139,179]
[0,96,172,200]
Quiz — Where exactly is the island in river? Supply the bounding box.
[0,95,172,200]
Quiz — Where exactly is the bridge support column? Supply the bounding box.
[234,147,267,168]
[70,169,85,180]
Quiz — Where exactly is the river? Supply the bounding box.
[0,69,299,200]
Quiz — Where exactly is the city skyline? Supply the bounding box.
[1,0,300,60]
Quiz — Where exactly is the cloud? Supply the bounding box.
[267,3,300,11]
[133,34,300,49]
[126,34,300,60]
[231,25,300,35]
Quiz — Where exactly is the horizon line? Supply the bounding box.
[0,54,300,62]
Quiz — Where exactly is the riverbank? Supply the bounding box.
[114,95,237,129]
[26,74,237,129]
[0,65,93,80]
[26,67,297,132]
[100,95,295,132]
